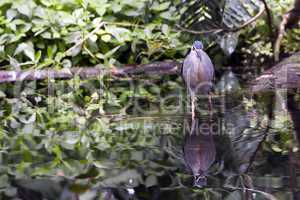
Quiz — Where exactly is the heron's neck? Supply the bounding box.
[190,50,202,60]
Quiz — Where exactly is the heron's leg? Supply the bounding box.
[191,94,195,120]
[190,115,196,134]
[208,93,212,115]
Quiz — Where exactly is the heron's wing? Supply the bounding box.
[200,50,214,80]
[181,49,192,79]
[180,62,185,84]
[181,54,193,85]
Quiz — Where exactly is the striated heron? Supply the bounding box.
[181,40,214,119]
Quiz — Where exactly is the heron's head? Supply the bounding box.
[192,40,203,51]
[191,40,203,59]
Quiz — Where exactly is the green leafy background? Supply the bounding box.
[0,0,300,199]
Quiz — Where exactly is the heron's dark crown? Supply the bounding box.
[193,40,203,50]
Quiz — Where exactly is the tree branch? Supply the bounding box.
[260,0,275,48]
[274,0,300,61]
[175,5,265,34]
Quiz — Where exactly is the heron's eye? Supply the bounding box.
[192,47,195,50]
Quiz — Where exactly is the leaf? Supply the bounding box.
[111,3,122,13]
[160,11,172,20]
[271,145,282,152]
[9,56,21,71]
[161,24,169,35]
[14,42,35,61]
[89,34,98,43]
[6,9,18,21]
[63,131,80,145]
[61,59,72,68]
[72,8,84,20]
[0,34,12,45]
[19,113,36,124]
[66,44,82,57]
[47,45,57,58]
[16,4,32,18]
[145,175,157,187]
[95,6,107,16]
[93,161,110,169]
[87,38,99,52]
[89,0,109,16]
[35,50,42,63]
[101,34,111,42]
[103,46,120,59]
[0,45,5,58]
[65,31,83,44]
[105,26,131,42]
[58,11,75,26]
[0,90,6,98]
[124,10,140,17]
[52,145,62,160]
[0,175,9,188]
[55,52,65,62]
[75,116,86,125]
[131,151,143,161]
[151,2,170,11]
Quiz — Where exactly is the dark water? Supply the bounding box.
[7,101,299,199]
[1,76,299,200]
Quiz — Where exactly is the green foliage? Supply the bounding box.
[0,0,188,70]
[0,0,299,199]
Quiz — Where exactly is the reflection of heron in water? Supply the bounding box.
[183,118,216,187]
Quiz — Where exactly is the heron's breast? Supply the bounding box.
[184,55,210,91]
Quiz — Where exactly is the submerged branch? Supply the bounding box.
[0,61,181,83]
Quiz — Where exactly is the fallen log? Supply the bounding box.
[251,52,300,93]
[0,61,181,83]
[3,51,300,92]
